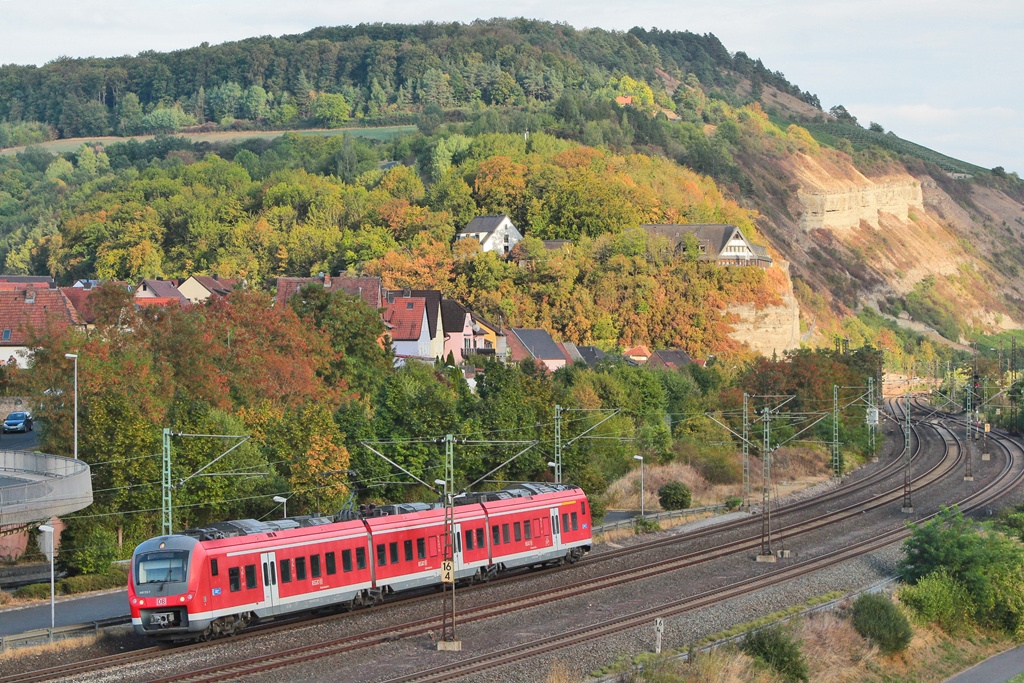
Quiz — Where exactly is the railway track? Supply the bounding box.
[112,406,986,682]
[1,400,984,683]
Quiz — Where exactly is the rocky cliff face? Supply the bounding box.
[797,178,923,231]
[726,262,802,355]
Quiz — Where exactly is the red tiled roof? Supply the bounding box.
[59,287,96,324]
[624,344,652,360]
[275,276,322,307]
[616,95,634,106]
[505,329,532,363]
[383,298,426,341]
[0,289,83,345]
[334,276,384,308]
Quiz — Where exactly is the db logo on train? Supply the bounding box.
[441,560,454,584]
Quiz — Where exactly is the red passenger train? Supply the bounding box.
[128,483,592,640]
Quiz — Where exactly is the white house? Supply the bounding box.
[455,215,523,257]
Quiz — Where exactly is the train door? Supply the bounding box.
[550,509,562,552]
[452,523,465,572]
[259,551,279,608]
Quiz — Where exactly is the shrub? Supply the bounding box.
[13,583,50,600]
[633,517,661,534]
[57,520,120,576]
[658,481,692,510]
[692,449,742,485]
[899,569,975,633]
[851,592,912,654]
[725,496,744,510]
[741,624,809,682]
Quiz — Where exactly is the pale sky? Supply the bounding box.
[1,0,1021,174]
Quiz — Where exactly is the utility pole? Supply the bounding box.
[868,377,876,457]
[756,405,775,562]
[553,404,562,484]
[742,393,750,509]
[901,393,914,513]
[832,385,841,478]
[965,380,974,482]
[162,428,172,536]
[437,433,461,651]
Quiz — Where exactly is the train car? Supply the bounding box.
[128,483,591,641]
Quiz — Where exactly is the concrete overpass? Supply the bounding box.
[0,450,93,530]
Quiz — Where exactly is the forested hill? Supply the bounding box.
[0,19,818,139]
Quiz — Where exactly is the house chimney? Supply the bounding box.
[25,289,36,304]
[213,274,219,281]
[403,287,411,298]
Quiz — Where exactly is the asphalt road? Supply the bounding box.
[0,424,39,451]
[946,644,1024,683]
[0,590,129,636]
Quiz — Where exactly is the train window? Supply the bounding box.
[514,522,522,542]
[562,514,569,535]
[502,523,510,545]
[492,525,500,546]
[417,538,426,560]
[475,528,484,548]
[296,557,307,581]
[310,554,321,578]
[524,520,532,540]
[581,501,587,516]
[229,567,241,592]
[356,547,367,570]
[342,550,353,572]
[553,514,560,534]
[280,559,292,583]
[377,544,387,566]
[263,562,269,587]
[571,512,579,530]
[245,564,257,590]
[389,542,399,564]
[455,532,461,553]
[404,540,413,562]
[465,530,474,550]
[210,558,219,577]
[326,552,336,575]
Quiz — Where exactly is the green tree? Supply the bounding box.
[116,92,144,135]
[239,85,270,120]
[657,481,692,510]
[310,92,350,127]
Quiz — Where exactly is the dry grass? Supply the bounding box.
[772,446,832,481]
[684,648,781,683]
[0,633,101,661]
[603,462,739,511]
[545,660,583,683]
[798,612,877,682]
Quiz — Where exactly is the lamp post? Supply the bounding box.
[64,353,78,460]
[633,455,645,518]
[273,495,288,518]
[38,524,55,638]
[547,461,557,480]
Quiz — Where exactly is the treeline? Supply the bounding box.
[27,287,881,570]
[0,129,781,355]
[0,19,820,139]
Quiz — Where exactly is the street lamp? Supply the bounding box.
[64,354,78,460]
[633,455,645,518]
[547,461,557,479]
[38,524,55,638]
[272,495,288,518]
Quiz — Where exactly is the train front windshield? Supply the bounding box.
[135,550,189,584]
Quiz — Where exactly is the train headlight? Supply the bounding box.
[138,599,145,606]
[179,596,186,603]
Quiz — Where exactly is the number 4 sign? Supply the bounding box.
[441,560,454,583]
